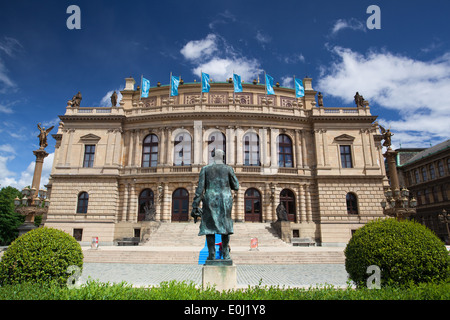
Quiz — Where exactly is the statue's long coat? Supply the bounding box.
[192,163,239,236]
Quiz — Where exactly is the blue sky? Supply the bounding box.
[0,0,449,189]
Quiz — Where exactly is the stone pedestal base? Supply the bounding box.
[18,222,37,237]
[202,262,237,291]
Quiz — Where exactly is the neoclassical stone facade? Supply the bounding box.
[45,77,388,246]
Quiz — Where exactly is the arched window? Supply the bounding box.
[429,164,436,180]
[280,189,296,222]
[277,134,293,167]
[76,192,89,214]
[174,132,191,166]
[244,188,262,222]
[244,132,260,166]
[421,167,428,182]
[138,189,154,221]
[142,134,159,167]
[208,132,226,164]
[346,193,358,215]
[172,188,189,222]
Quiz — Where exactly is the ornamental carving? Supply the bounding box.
[281,97,296,108]
[208,93,227,104]
[142,97,156,108]
[235,93,252,105]
[185,94,200,104]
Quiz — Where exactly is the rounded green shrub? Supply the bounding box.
[345,218,449,288]
[0,227,83,287]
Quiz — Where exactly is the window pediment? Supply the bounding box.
[334,134,355,143]
[79,133,101,143]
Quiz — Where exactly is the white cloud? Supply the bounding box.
[192,57,261,83]
[255,30,271,45]
[181,34,262,82]
[317,46,450,147]
[0,37,22,93]
[180,34,218,61]
[331,18,365,35]
[0,103,13,114]
[281,76,293,88]
[0,142,54,190]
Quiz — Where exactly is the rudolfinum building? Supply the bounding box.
[44,76,388,246]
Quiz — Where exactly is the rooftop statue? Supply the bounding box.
[354,92,365,108]
[191,149,239,261]
[70,91,82,107]
[37,123,54,150]
[111,91,118,107]
[379,124,393,148]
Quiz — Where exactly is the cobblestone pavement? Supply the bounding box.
[80,263,351,288]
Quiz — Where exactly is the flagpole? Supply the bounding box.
[200,70,203,106]
[140,74,143,101]
[233,70,235,104]
[169,72,172,99]
[264,71,267,102]
[293,75,296,100]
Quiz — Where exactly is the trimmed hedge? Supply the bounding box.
[345,218,449,288]
[0,227,83,287]
[0,280,449,300]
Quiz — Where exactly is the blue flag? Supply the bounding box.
[170,75,180,96]
[233,74,242,92]
[141,77,150,98]
[201,72,210,93]
[295,78,305,98]
[265,74,275,95]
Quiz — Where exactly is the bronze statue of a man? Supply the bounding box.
[191,149,239,261]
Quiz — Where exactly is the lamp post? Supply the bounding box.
[379,128,416,220]
[13,123,53,236]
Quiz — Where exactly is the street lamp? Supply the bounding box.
[13,122,53,236]
[379,130,417,220]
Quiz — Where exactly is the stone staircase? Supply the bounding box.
[82,222,345,264]
[141,222,289,248]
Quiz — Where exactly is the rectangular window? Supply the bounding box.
[83,145,95,167]
[73,229,83,241]
[340,145,353,168]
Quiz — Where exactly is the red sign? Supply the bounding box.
[250,237,258,249]
[91,237,99,249]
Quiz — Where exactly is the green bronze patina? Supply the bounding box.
[191,149,239,261]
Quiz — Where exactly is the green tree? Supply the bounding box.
[0,186,24,245]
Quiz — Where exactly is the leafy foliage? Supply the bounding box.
[0,280,449,300]
[344,218,450,288]
[0,227,83,287]
[0,186,24,245]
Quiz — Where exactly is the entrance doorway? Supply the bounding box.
[172,188,189,222]
[244,188,262,222]
[280,189,296,222]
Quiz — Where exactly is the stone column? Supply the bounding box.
[270,128,279,168]
[226,126,235,165]
[193,121,203,165]
[299,184,306,223]
[235,127,244,166]
[64,129,75,166]
[322,129,329,167]
[166,127,172,165]
[305,184,312,222]
[31,149,49,195]
[313,129,323,167]
[295,129,303,168]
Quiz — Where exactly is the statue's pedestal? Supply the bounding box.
[18,222,37,237]
[202,260,237,291]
